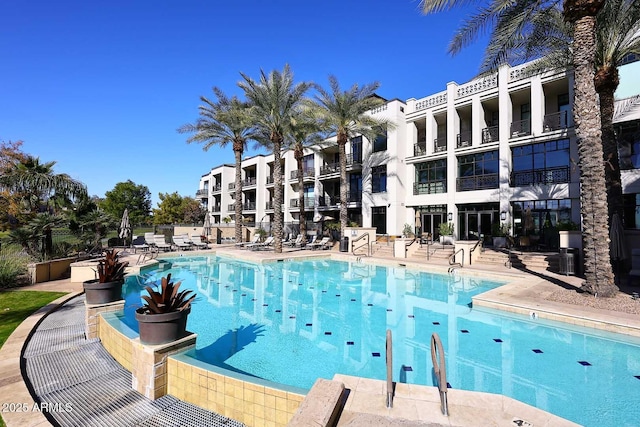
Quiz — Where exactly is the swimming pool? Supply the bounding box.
[122,256,640,427]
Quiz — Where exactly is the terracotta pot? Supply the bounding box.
[135,308,190,345]
[83,279,123,304]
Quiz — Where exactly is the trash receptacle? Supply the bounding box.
[340,236,349,252]
[559,248,577,275]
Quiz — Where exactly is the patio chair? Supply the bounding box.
[310,237,331,250]
[189,234,209,249]
[236,234,260,248]
[153,235,172,251]
[247,236,274,251]
[132,235,150,253]
[172,235,192,251]
[284,234,302,247]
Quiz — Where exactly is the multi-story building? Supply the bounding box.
[197,60,640,246]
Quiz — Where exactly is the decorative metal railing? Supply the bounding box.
[456,131,472,148]
[413,181,446,195]
[510,166,570,186]
[482,126,499,143]
[543,111,570,131]
[456,174,499,191]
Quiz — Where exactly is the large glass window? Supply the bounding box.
[302,154,314,171]
[373,132,387,152]
[349,173,362,202]
[372,165,387,193]
[457,150,499,191]
[414,160,447,194]
[511,139,570,185]
[623,194,640,229]
[350,136,363,163]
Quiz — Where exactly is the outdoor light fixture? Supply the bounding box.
[448,212,453,221]
[501,211,507,221]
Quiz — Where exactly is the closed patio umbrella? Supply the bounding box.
[415,210,422,235]
[118,209,131,246]
[609,212,628,285]
[203,211,212,237]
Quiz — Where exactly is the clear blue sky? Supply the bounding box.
[0,0,487,208]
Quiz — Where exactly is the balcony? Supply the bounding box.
[543,111,570,132]
[456,131,472,149]
[320,162,339,176]
[289,197,315,208]
[290,169,315,180]
[456,174,499,191]
[212,184,222,193]
[243,202,256,211]
[510,166,570,187]
[413,181,446,195]
[510,119,531,138]
[196,189,208,197]
[228,183,235,190]
[243,177,257,187]
[212,204,221,213]
[434,138,447,153]
[346,153,362,169]
[414,141,426,157]
[482,126,499,143]
[227,204,235,212]
[319,193,361,206]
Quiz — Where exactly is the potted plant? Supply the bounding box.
[402,223,415,239]
[83,249,129,304]
[135,273,196,345]
[254,227,268,242]
[491,223,510,248]
[438,222,455,245]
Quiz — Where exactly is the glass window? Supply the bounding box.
[623,194,640,229]
[372,166,387,193]
[373,132,387,152]
[415,160,447,194]
[456,151,499,191]
[618,124,640,170]
[351,136,363,163]
[511,139,570,185]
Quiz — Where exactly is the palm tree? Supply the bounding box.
[307,76,393,236]
[238,65,310,253]
[287,108,324,244]
[178,88,258,243]
[0,155,86,214]
[420,0,617,296]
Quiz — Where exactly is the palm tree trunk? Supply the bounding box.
[568,8,617,296]
[338,133,348,237]
[295,147,306,243]
[595,65,623,220]
[273,138,283,253]
[234,148,243,242]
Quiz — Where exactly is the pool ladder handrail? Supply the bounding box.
[351,233,371,257]
[448,248,464,273]
[386,329,393,408]
[431,332,449,416]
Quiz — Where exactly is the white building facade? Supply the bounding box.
[196,60,640,248]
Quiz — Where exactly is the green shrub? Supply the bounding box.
[439,222,454,235]
[0,255,29,289]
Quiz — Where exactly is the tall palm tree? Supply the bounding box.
[420,0,616,296]
[178,88,258,242]
[287,108,324,244]
[238,65,310,253]
[0,155,86,214]
[307,77,392,236]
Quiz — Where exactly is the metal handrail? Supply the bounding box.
[386,329,393,408]
[469,239,482,265]
[351,233,370,257]
[431,332,449,416]
[448,248,464,273]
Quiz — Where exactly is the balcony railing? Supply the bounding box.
[243,177,257,187]
[482,126,499,143]
[413,181,446,195]
[196,189,208,197]
[212,204,221,212]
[320,193,362,205]
[414,141,426,157]
[212,184,222,192]
[543,111,570,131]
[289,197,315,208]
[265,201,273,210]
[510,119,531,138]
[511,166,570,186]
[456,131,472,148]
[228,183,235,190]
[434,138,447,153]
[227,204,235,211]
[243,202,256,211]
[266,176,273,185]
[456,174,499,191]
[320,162,339,175]
[290,169,315,180]
[346,153,362,167]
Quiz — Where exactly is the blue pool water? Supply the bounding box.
[122,256,640,427]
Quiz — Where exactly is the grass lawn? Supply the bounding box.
[0,290,67,427]
[0,290,67,349]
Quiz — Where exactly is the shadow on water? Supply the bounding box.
[196,323,266,372]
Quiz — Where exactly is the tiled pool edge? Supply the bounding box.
[99,310,305,426]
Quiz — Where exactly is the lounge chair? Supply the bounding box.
[132,235,150,253]
[153,235,172,251]
[284,235,302,247]
[172,235,192,251]
[189,234,209,249]
[247,236,274,251]
[301,235,317,248]
[236,234,260,248]
[310,237,331,250]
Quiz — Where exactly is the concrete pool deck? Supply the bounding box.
[2,244,639,426]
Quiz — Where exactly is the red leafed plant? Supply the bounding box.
[97,249,129,283]
[138,273,196,314]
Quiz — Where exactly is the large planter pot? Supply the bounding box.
[439,235,455,245]
[83,279,123,304]
[492,236,507,248]
[135,308,190,345]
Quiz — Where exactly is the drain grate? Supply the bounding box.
[22,294,246,426]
